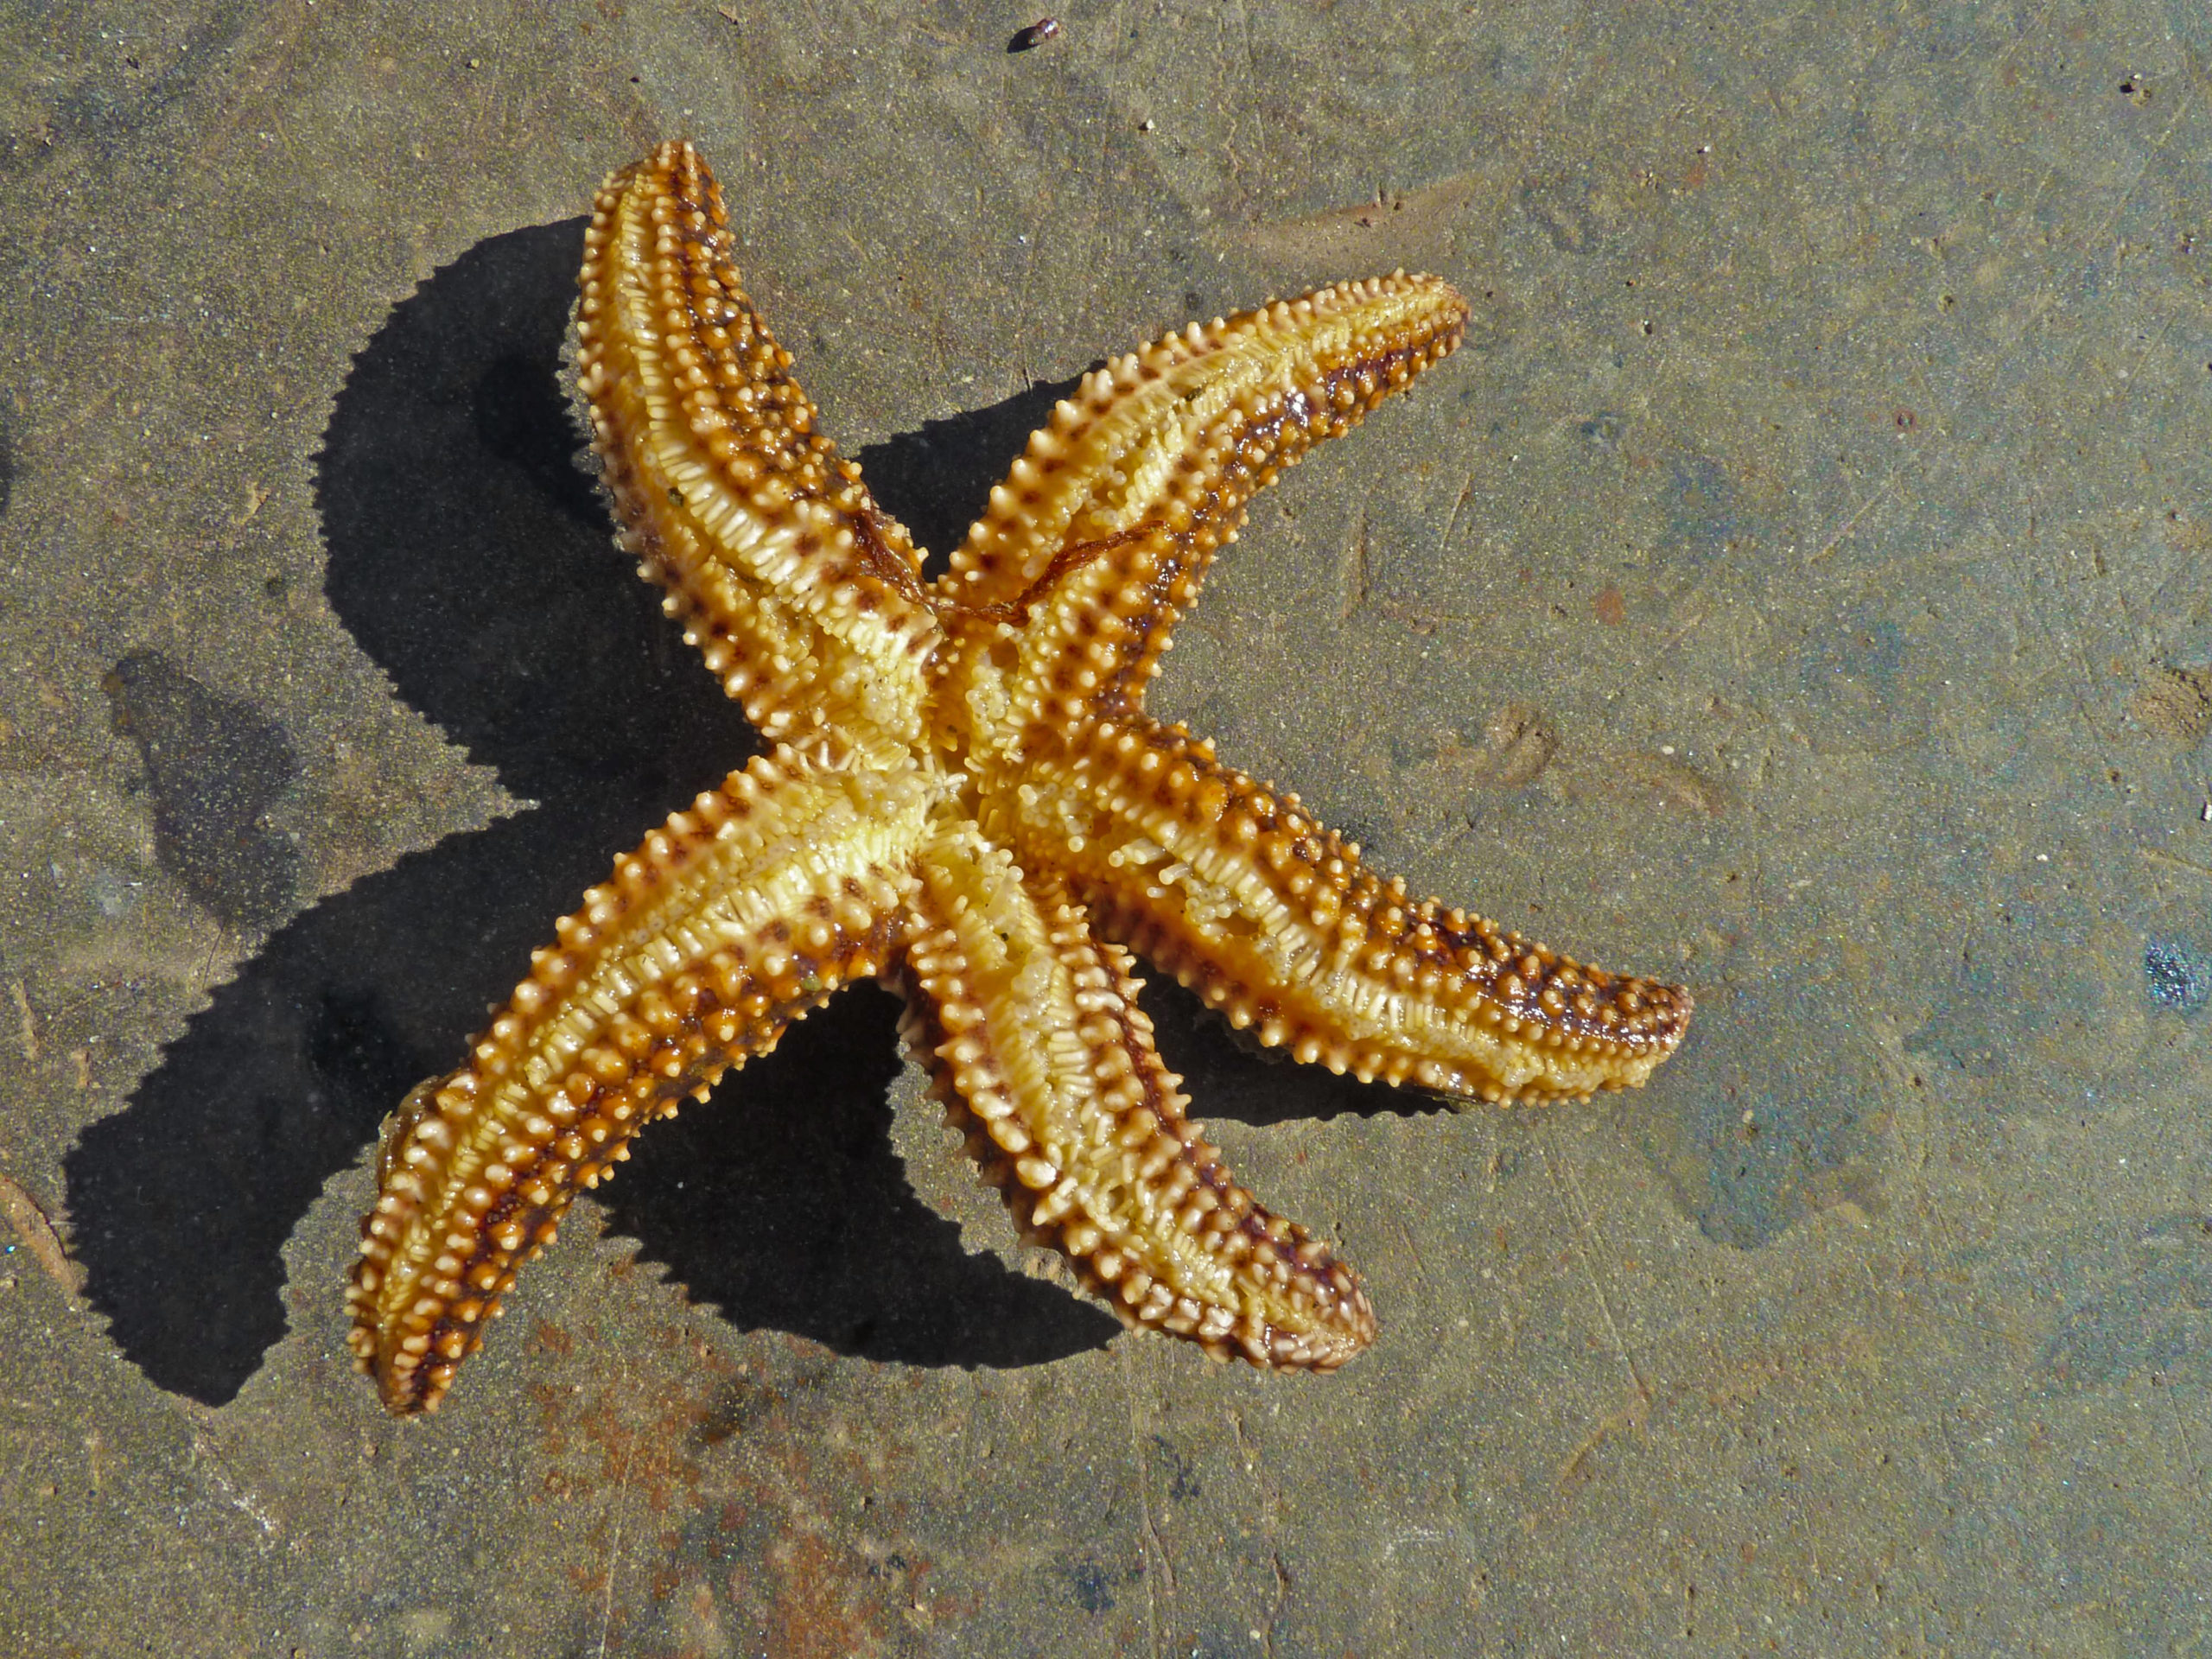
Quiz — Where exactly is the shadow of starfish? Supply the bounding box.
[67,217,1443,1406]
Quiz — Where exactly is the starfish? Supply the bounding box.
[346,141,1692,1414]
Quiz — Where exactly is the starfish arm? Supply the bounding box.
[895,826,1376,1369]
[995,715,1692,1105]
[347,749,931,1414]
[931,275,1466,759]
[578,142,941,767]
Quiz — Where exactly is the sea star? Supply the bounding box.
[346,141,1692,1414]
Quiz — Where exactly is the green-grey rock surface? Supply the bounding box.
[3,2,2210,1653]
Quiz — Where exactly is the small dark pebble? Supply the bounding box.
[2145,938,2211,1014]
[1009,16,1061,52]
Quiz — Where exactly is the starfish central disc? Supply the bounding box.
[346,141,1692,1414]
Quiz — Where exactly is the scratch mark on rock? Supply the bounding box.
[0,1172,80,1294]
